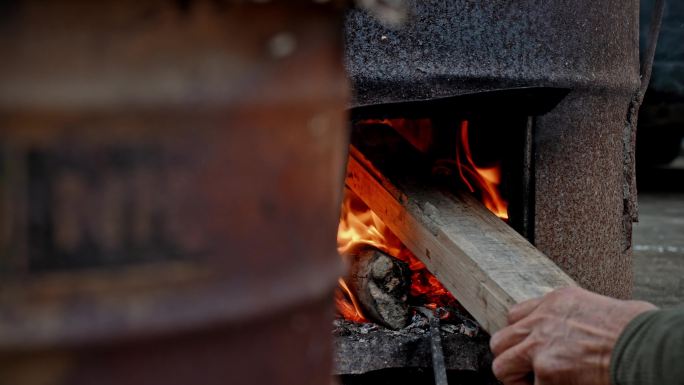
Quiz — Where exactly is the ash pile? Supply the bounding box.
[335,223,496,382]
[333,310,492,376]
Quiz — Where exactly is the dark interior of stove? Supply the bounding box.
[350,87,569,241]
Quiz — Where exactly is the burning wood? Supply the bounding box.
[334,118,510,328]
[335,189,461,328]
[347,247,411,329]
[345,125,577,333]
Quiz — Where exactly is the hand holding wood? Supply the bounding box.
[490,287,657,385]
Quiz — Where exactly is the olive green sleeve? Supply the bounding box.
[611,307,684,385]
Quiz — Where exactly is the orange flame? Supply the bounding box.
[335,278,367,323]
[337,192,403,257]
[455,120,508,220]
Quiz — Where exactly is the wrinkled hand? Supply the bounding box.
[490,287,657,385]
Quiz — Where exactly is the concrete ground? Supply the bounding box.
[633,140,684,307]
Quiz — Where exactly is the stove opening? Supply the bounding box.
[332,88,568,380]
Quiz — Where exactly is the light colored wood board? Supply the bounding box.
[346,147,576,332]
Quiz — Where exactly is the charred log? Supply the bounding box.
[348,248,411,329]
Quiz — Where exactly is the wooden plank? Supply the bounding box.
[346,138,577,333]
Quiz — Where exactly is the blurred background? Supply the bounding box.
[634,0,684,307]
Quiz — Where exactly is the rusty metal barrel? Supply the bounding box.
[0,2,348,384]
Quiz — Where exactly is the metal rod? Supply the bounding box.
[521,115,535,243]
[418,307,448,385]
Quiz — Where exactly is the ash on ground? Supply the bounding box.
[333,309,493,376]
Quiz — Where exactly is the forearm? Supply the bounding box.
[611,307,684,385]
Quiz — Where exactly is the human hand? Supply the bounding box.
[490,287,657,385]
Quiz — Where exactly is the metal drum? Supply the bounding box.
[0,1,348,384]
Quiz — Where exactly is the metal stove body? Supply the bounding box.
[346,0,641,298]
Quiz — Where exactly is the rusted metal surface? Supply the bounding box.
[0,1,348,384]
[346,0,641,298]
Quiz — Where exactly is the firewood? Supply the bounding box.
[346,127,577,333]
[348,248,411,329]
